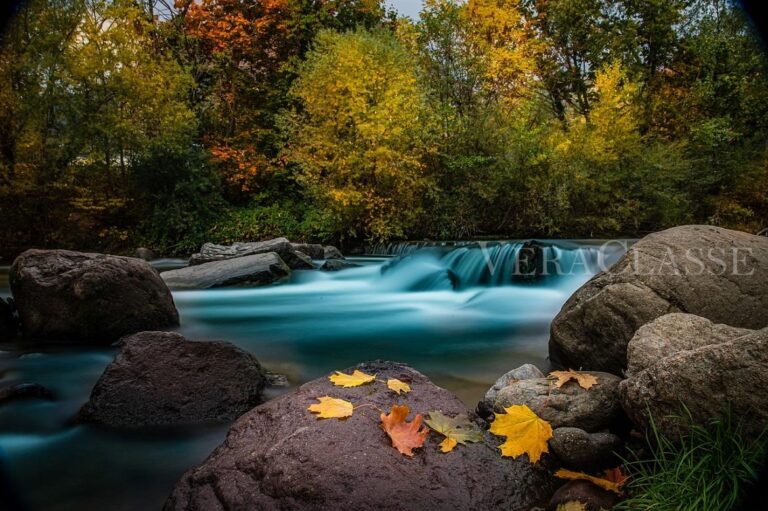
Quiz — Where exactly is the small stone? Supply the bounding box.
[323,246,345,259]
[548,480,620,511]
[321,259,361,272]
[549,427,623,471]
[484,364,544,404]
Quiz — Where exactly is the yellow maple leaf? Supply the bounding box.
[555,468,625,494]
[387,378,411,394]
[549,370,599,390]
[425,411,484,453]
[489,404,552,463]
[329,370,375,388]
[380,405,429,457]
[307,396,354,419]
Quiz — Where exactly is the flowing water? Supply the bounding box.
[0,240,627,511]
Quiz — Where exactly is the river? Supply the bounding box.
[0,240,627,510]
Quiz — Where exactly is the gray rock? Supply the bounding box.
[80,332,266,428]
[135,247,156,261]
[493,372,623,431]
[10,249,178,343]
[324,245,345,259]
[291,243,325,259]
[161,252,290,289]
[549,427,623,471]
[484,364,544,404]
[621,326,768,440]
[548,480,620,511]
[550,225,768,375]
[626,313,752,376]
[164,361,554,511]
[321,259,362,271]
[190,238,317,269]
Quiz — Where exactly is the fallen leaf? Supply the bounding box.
[549,370,599,390]
[603,466,629,487]
[425,411,484,453]
[307,397,354,419]
[380,405,429,456]
[387,378,411,394]
[329,370,375,388]
[555,468,624,494]
[556,502,588,511]
[489,404,552,463]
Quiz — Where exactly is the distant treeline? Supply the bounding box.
[1,0,766,257]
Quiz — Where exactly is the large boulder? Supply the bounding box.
[165,361,554,511]
[489,372,623,432]
[190,238,317,269]
[549,225,768,375]
[10,249,178,343]
[626,313,752,377]
[80,332,266,428]
[291,243,325,259]
[161,252,290,289]
[620,321,768,439]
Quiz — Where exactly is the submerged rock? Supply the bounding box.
[321,259,361,271]
[549,225,768,375]
[161,252,290,289]
[621,322,768,440]
[0,383,54,404]
[10,249,178,343]
[165,361,554,511]
[491,372,623,432]
[80,332,266,428]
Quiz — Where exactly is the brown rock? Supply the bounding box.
[164,361,554,511]
[80,332,266,428]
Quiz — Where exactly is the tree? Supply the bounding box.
[285,29,436,240]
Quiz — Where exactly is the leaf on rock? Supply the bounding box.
[425,411,484,453]
[556,502,588,511]
[380,404,429,456]
[602,466,629,487]
[555,468,625,494]
[549,370,598,390]
[489,404,553,463]
[329,370,375,388]
[308,396,354,419]
[386,378,411,394]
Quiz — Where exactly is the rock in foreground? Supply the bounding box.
[549,225,768,374]
[10,249,178,343]
[621,320,768,439]
[161,252,290,289]
[165,361,553,511]
[489,372,623,431]
[80,332,266,428]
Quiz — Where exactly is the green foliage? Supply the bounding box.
[617,413,768,511]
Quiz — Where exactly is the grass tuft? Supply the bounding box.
[616,411,767,511]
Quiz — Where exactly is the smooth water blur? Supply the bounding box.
[0,241,626,511]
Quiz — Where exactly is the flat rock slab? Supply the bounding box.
[549,225,768,375]
[191,238,317,269]
[161,252,290,289]
[165,361,554,511]
[80,332,266,428]
[10,249,178,343]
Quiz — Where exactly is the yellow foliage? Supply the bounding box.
[328,370,376,388]
[555,468,626,495]
[489,404,553,463]
[387,378,412,394]
[549,370,599,390]
[307,396,354,419]
[425,411,484,453]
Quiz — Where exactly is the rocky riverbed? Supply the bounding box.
[1,226,767,510]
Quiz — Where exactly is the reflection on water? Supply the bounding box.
[0,241,625,511]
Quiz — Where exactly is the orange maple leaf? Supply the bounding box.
[380,405,429,457]
[549,370,599,390]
